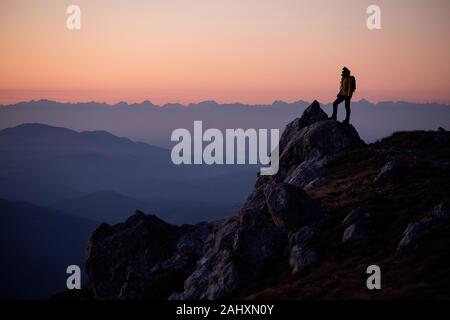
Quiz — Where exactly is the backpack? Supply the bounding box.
[349,76,356,93]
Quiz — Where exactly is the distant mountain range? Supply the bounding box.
[1,99,449,147]
[0,123,255,224]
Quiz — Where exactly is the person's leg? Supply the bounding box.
[331,95,345,120]
[343,96,351,124]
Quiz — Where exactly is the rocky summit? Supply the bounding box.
[84,101,450,299]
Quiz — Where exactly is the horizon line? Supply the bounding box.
[1,98,450,108]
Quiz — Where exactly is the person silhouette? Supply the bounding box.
[330,67,356,124]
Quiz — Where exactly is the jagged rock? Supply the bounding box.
[397,218,433,250]
[86,211,210,299]
[374,159,409,183]
[169,217,241,300]
[292,120,364,160]
[342,208,372,228]
[241,100,365,214]
[287,225,319,274]
[342,223,368,243]
[171,207,286,300]
[341,208,374,243]
[431,202,450,219]
[289,246,318,275]
[273,101,366,180]
[279,119,365,175]
[398,203,450,251]
[278,100,328,153]
[285,158,329,189]
[304,177,328,191]
[288,225,316,248]
[233,208,286,266]
[265,183,324,233]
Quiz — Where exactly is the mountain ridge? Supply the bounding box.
[2,99,449,149]
[2,98,449,108]
[81,101,450,299]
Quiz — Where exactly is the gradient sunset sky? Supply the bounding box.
[1,0,449,105]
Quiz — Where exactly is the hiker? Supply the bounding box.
[330,67,356,124]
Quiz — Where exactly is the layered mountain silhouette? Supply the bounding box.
[0,123,255,224]
[1,100,450,147]
[0,199,97,299]
[0,123,258,299]
[81,101,450,299]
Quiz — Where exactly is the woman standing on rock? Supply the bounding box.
[330,67,356,124]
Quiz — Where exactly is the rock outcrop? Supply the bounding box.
[84,101,450,300]
[166,101,365,299]
[86,211,210,299]
[85,100,366,299]
[397,202,450,251]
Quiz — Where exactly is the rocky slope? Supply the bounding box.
[84,101,450,299]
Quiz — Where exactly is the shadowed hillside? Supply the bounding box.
[0,199,97,299]
[0,123,256,224]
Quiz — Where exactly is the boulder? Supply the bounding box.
[278,100,328,153]
[265,183,324,233]
[342,208,372,228]
[342,223,368,243]
[169,217,240,300]
[172,207,286,300]
[285,158,329,189]
[233,208,286,266]
[288,225,319,274]
[431,202,450,219]
[289,246,318,275]
[275,101,365,179]
[86,211,210,299]
[374,159,409,184]
[288,225,317,248]
[398,203,450,251]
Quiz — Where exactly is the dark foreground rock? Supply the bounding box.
[86,211,210,299]
[397,202,450,251]
[84,101,450,300]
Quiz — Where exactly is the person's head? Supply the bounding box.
[342,67,351,76]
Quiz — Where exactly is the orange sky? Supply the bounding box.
[1,0,449,105]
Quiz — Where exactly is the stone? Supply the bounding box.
[342,223,367,243]
[265,183,324,233]
[374,159,409,183]
[342,208,372,228]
